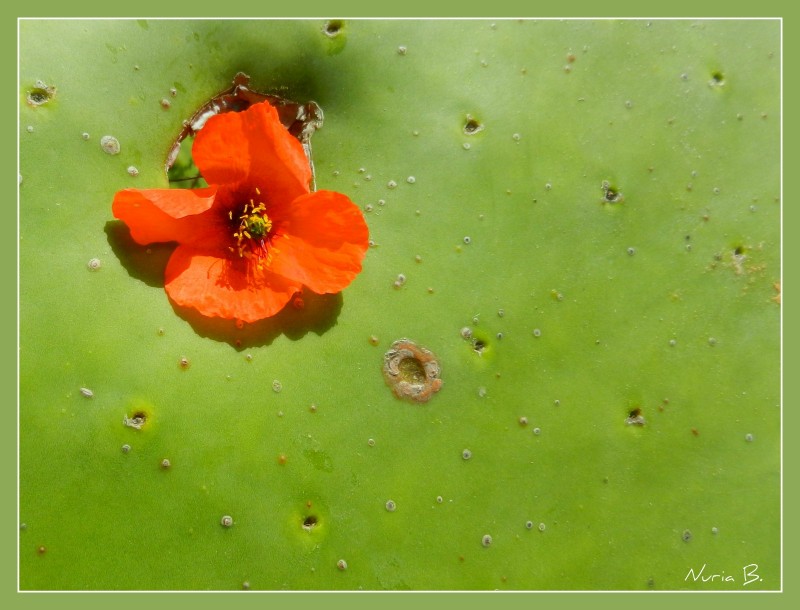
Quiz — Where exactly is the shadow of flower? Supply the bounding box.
[105,220,343,348]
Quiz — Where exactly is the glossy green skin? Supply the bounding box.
[19,19,780,590]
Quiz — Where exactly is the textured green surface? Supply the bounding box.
[19,19,780,590]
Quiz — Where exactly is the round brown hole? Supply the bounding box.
[382,339,443,403]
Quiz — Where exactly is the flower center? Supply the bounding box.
[230,188,273,267]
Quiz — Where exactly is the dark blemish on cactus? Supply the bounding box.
[463,115,483,135]
[324,20,344,37]
[123,410,148,430]
[709,70,725,87]
[601,181,623,203]
[26,80,56,106]
[682,529,692,542]
[626,407,646,426]
[302,515,318,531]
[382,339,443,403]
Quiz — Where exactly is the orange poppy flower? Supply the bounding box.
[112,101,369,323]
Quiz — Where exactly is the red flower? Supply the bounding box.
[112,101,369,323]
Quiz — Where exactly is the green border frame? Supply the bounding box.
[7,2,792,609]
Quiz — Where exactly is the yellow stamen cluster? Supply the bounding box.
[229,189,273,268]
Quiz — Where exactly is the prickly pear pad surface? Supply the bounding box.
[19,19,779,590]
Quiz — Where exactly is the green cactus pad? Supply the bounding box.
[19,19,780,591]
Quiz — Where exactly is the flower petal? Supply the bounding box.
[192,101,312,204]
[112,187,227,248]
[164,246,302,322]
[268,190,369,294]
